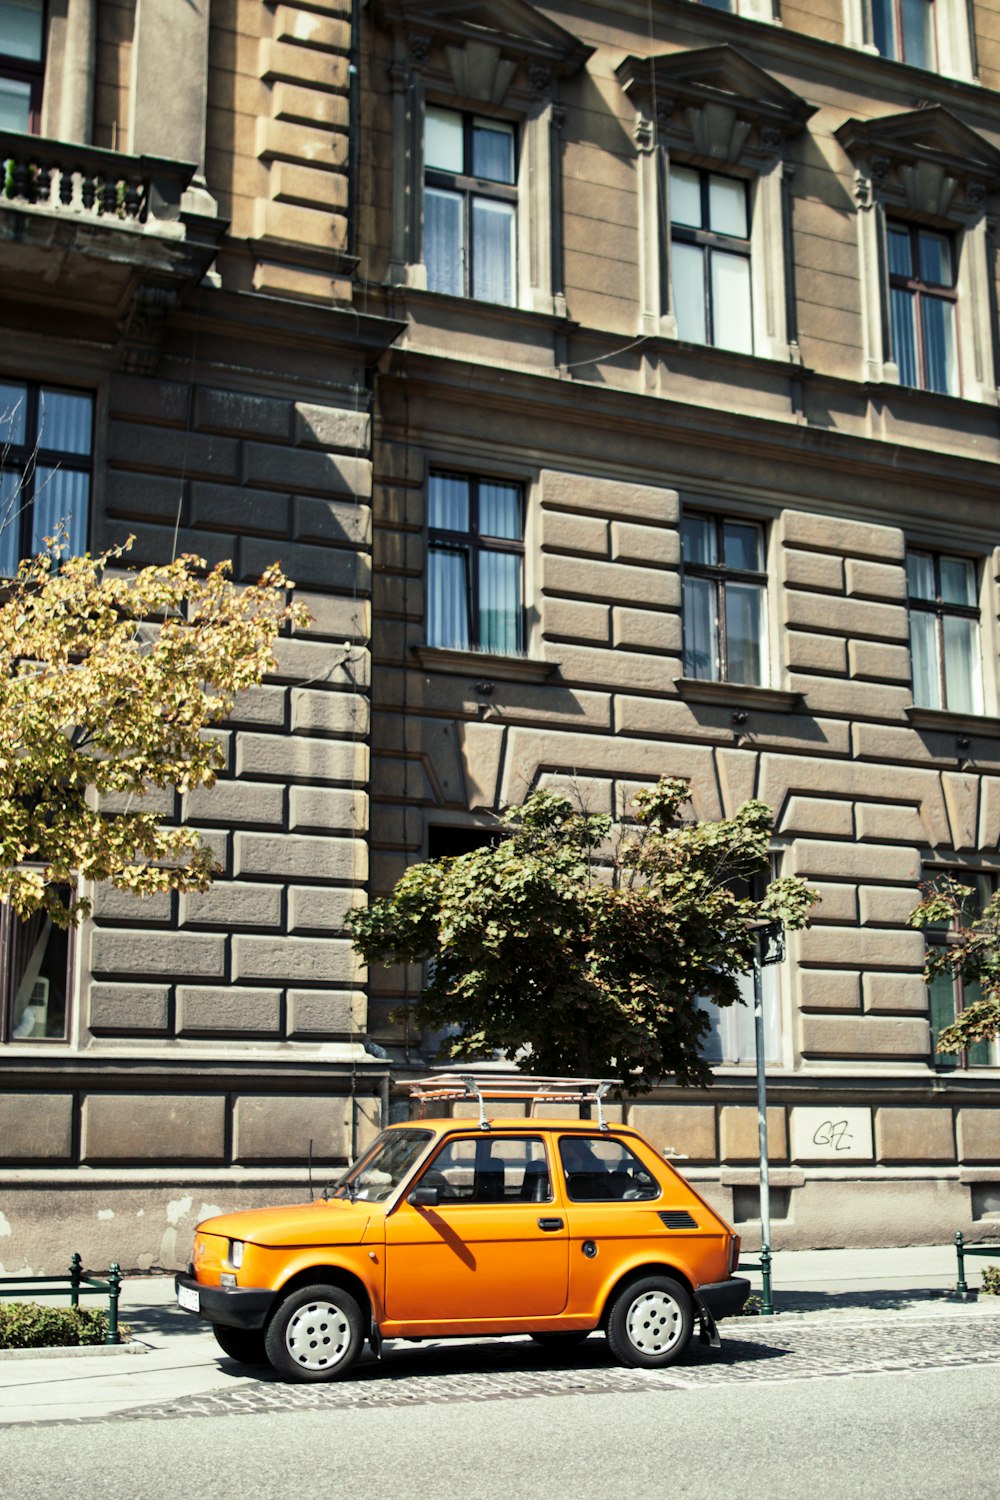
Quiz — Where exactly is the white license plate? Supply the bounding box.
[177,1283,200,1313]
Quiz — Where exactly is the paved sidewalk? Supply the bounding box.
[1,1245,997,1425]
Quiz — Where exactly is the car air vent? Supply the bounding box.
[658,1210,697,1229]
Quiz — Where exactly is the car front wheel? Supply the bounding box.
[606,1275,694,1369]
[264,1283,364,1383]
[211,1324,268,1365]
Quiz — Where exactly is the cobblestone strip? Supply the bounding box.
[22,1312,1000,1427]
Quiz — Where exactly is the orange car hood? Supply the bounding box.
[198,1199,372,1248]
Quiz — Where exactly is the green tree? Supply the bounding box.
[0,538,307,925]
[908,876,1000,1054]
[351,778,817,1090]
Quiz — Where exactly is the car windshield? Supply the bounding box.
[330,1129,433,1203]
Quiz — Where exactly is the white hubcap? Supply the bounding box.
[285,1300,353,1371]
[625,1289,683,1356]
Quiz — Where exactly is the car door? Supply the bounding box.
[383,1133,569,1324]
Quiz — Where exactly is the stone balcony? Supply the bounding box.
[0,130,228,372]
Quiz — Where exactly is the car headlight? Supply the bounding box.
[228,1239,244,1269]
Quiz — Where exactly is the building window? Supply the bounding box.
[887,223,958,394]
[701,964,781,1065]
[681,512,767,684]
[925,872,1000,1068]
[0,0,44,132]
[870,0,936,69]
[427,472,524,654]
[907,549,981,713]
[424,106,517,306]
[0,379,92,575]
[669,165,753,355]
[0,891,73,1042]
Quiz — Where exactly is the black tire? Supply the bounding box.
[211,1324,269,1365]
[530,1331,591,1348]
[606,1275,694,1369]
[264,1283,364,1383]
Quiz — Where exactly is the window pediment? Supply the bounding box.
[836,107,1000,221]
[376,0,592,103]
[616,45,815,167]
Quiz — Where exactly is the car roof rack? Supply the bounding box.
[409,1073,622,1132]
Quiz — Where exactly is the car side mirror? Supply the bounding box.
[407,1186,439,1207]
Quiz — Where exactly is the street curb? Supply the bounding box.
[0,1340,151,1362]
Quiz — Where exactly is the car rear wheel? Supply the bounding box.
[211,1324,268,1365]
[606,1275,694,1369]
[265,1283,364,1383]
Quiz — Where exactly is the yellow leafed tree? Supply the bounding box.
[0,538,308,925]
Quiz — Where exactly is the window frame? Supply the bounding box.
[924,870,1000,1070]
[426,470,525,656]
[669,166,754,354]
[0,886,76,1044]
[423,105,519,305]
[0,0,44,134]
[886,221,959,395]
[681,510,769,686]
[906,547,982,713]
[870,0,938,69]
[0,378,94,575]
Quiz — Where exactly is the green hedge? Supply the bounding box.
[0,1302,130,1349]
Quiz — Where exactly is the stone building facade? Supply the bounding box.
[2,0,1000,1268]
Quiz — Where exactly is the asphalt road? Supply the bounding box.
[6,1311,1000,1500]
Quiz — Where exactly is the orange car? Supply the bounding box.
[175,1076,750,1381]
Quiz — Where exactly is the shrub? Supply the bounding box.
[0,1302,130,1349]
[737,1293,763,1316]
[980,1263,1000,1297]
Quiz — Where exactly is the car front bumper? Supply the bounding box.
[695,1276,752,1320]
[174,1272,274,1330]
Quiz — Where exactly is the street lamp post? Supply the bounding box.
[753,920,785,1318]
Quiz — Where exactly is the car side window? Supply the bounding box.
[559,1136,660,1202]
[418,1136,553,1204]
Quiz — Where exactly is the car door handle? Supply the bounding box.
[537,1217,564,1232]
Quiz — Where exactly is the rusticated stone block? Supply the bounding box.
[236,733,368,785]
[781,548,844,592]
[294,402,370,453]
[261,40,349,89]
[802,883,857,924]
[90,930,226,980]
[233,1096,350,1161]
[92,886,172,923]
[540,471,678,524]
[193,387,290,441]
[82,1095,226,1162]
[781,510,904,562]
[291,688,369,738]
[876,1108,955,1163]
[781,796,853,838]
[106,470,184,522]
[292,591,369,642]
[294,495,371,547]
[0,1093,73,1161]
[239,537,368,593]
[176,987,282,1035]
[848,640,911,681]
[786,674,912,719]
[183,780,285,827]
[797,970,861,1011]
[273,4,350,53]
[289,886,365,932]
[542,510,608,556]
[782,592,908,643]
[800,1014,930,1058]
[232,936,361,984]
[626,1104,716,1162]
[88,984,170,1034]
[108,373,189,426]
[180,882,283,929]
[785,630,848,674]
[286,989,365,1036]
[289,786,368,833]
[845,558,907,601]
[190,481,291,537]
[542,597,610,641]
[272,82,349,129]
[107,421,238,480]
[863,973,928,1013]
[271,636,370,687]
[611,521,679,567]
[612,606,679,653]
[858,884,922,925]
[720,1107,788,1164]
[957,1109,1000,1162]
[790,840,920,884]
[234,832,365,882]
[543,554,678,607]
[797,926,924,969]
[242,440,370,498]
[855,804,927,844]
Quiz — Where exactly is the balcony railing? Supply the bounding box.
[1,131,196,226]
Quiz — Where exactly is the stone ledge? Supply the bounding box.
[410,646,559,683]
[905,705,1000,738]
[675,678,802,712]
